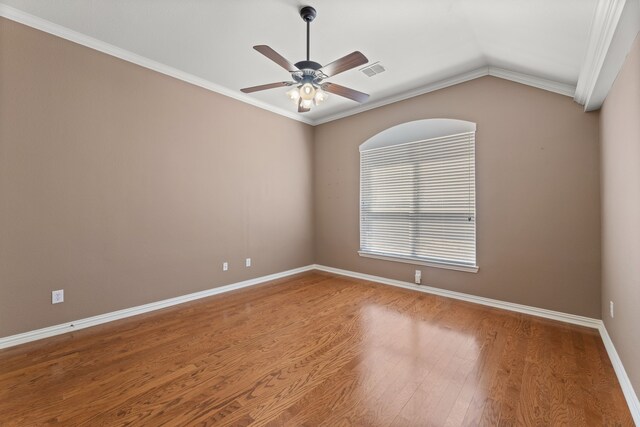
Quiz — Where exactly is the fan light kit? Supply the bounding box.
[241,6,370,113]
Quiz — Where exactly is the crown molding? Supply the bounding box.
[574,0,627,108]
[1,3,587,126]
[313,66,577,125]
[488,67,576,97]
[0,4,314,126]
[313,67,491,125]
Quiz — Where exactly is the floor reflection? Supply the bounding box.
[340,298,484,424]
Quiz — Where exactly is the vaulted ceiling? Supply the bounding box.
[0,0,635,124]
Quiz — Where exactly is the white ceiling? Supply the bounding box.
[0,0,603,123]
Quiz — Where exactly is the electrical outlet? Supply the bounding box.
[222,262,229,271]
[245,258,251,267]
[414,270,422,284]
[610,301,614,318]
[52,289,64,304]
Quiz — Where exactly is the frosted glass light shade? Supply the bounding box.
[286,88,300,102]
[300,83,316,101]
[314,89,327,105]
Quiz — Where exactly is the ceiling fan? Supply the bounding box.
[241,6,370,113]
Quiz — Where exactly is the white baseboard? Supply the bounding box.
[2,263,637,423]
[313,264,639,423]
[598,324,640,425]
[0,265,315,350]
[313,264,601,328]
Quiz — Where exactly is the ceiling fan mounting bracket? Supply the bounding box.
[299,6,317,23]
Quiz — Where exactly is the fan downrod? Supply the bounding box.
[299,6,317,22]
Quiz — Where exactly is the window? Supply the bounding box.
[359,119,477,272]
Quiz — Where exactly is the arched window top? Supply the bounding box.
[359,117,477,271]
[360,119,476,152]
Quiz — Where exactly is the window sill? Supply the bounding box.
[358,251,479,273]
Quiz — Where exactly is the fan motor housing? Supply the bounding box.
[295,60,322,71]
[292,67,324,85]
[300,6,317,22]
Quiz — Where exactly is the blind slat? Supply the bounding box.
[360,131,476,266]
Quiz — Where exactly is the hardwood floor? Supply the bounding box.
[0,271,633,426]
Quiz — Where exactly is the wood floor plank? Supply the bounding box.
[324,296,464,427]
[478,315,528,426]
[388,301,481,427]
[0,271,633,426]
[514,320,552,426]
[79,277,382,425]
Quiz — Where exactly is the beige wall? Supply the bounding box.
[0,16,606,339]
[0,18,315,337]
[314,76,602,318]
[601,34,640,395]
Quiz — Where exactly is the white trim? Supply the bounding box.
[0,265,314,349]
[313,264,601,328]
[488,67,576,97]
[574,0,627,107]
[0,4,585,126]
[313,67,490,125]
[598,324,640,425]
[313,264,640,421]
[2,263,637,422]
[314,66,577,125]
[358,251,479,273]
[0,4,313,126]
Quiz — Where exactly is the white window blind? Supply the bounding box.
[360,131,476,269]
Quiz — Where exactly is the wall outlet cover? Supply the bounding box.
[610,301,614,318]
[414,270,422,284]
[52,289,64,304]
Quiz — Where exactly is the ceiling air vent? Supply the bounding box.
[360,62,386,77]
